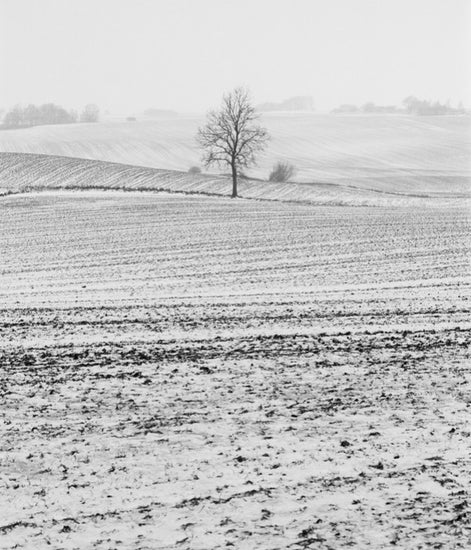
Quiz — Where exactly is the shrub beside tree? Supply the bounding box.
[269,161,296,183]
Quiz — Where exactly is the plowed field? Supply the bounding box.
[1,191,470,549]
[1,152,468,208]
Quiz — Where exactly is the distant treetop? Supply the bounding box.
[80,104,100,123]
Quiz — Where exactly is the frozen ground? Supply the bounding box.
[0,191,470,549]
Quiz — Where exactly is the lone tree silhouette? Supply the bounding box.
[197,87,269,198]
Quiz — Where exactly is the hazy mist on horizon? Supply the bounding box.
[1,0,470,114]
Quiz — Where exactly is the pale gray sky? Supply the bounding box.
[1,0,470,113]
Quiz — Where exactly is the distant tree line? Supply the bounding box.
[256,96,314,112]
[402,96,465,116]
[331,97,466,116]
[142,108,177,118]
[1,103,100,129]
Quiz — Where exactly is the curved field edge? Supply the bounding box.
[0,114,470,195]
[0,152,468,208]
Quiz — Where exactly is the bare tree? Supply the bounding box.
[197,87,269,198]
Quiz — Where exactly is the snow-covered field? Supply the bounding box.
[0,114,470,194]
[1,152,468,209]
[1,190,470,549]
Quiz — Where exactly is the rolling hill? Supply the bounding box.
[0,151,468,207]
[0,113,469,195]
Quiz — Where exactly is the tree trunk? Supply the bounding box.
[231,163,238,198]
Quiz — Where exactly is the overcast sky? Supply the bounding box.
[1,0,470,113]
